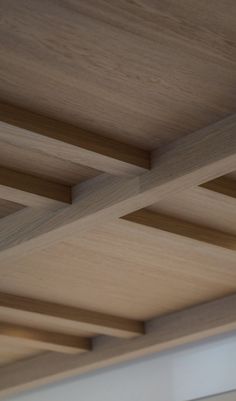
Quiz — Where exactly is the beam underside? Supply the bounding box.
[0,292,144,339]
[0,322,91,354]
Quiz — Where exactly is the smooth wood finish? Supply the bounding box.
[0,342,40,368]
[0,103,150,176]
[0,322,91,354]
[123,209,236,251]
[0,292,144,338]
[0,1,236,393]
[0,114,235,263]
[0,1,235,150]
[1,216,236,322]
[1,293,236,398]
[0,140,100,186]
[0,166,71,207]
[0,199,23,219]
[148,184,236,237]
[201,176,236,200]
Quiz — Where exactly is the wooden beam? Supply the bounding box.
[0,102,150,176]
[0,322,91,354]
[0,166,71,207]
[1,293,236,398]
[0,114,235,263]
[0,292,144,339]
[201,176,236,199]
[122,209,236,251]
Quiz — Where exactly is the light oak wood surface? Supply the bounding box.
[0,114,235,263]
[0,115,235,392]
[1,217,236,321]
[0,166,71,207]
[0,322,91,354]
[0,0,235,395]
[0,0,235,149]
[0,140,100,185]
[0,103,150,176]
[0,343,40,368]
[123,209,236,251]
[148,185,236,236]
[0,292,144,338]
[1,293,236,398]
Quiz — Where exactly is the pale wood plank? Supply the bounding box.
[148,183,236,237]
[0,322,91,354]
[0,0,235,151]
[1,217,236,322]
[0,114,235,263]
[0,1,235,395]
[1,293,236,398]
[0,166,71,207]
[0,141,99,185]
[123,209,236,251]
[0,292,144,338]
[0,103,150,176]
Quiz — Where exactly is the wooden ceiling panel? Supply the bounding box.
[0,0,236,149]
[148,180,236,236]
[0,292,144,339]
[0,142,100,186]
[0,308,95,338]
[0,341,41,368]
[1,219,236,321]
[0,0,235,394]
[1,115,235,264]
[0,199,24,219]
[0,323,91,355]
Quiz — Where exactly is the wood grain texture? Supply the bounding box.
[1,293,236,398]
[0,322,91,354]
[0,292,144,338]
[0,166,71,207]
[0,0,235,150]
[1,217,236,322]
[0,103,150,176]
[0,114,235,263]
[123,209,236,251]
[0,0,236,390]
[148,183,236,236]
[0,140,100,186]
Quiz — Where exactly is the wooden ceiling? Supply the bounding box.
[0,0,235,398]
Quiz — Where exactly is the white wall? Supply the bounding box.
[5,333,236,401]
